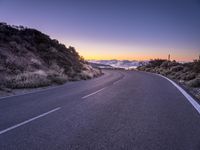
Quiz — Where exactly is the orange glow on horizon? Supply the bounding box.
[61,39,198,62]
[79,51,198,62]
[82,56,194,62]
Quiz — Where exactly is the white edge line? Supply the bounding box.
[0,107,61,135]
[82,88,106,99]
[157,74,200,114]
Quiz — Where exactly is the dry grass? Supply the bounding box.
[4,72,51,89]
[47,74,68,84]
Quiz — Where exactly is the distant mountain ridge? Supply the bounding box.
[88,60,148,69]
[0,23,101,90]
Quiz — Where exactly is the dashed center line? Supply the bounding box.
[82,88,106,99]
[0,107,61,135]
[113,78,123,85]
[82,75,124,99]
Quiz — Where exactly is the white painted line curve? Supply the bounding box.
[157,74,200,114]
[82,88,106,99]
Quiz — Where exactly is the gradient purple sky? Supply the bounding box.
[0,0,200,61]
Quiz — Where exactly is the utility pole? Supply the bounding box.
[168,54,171,61]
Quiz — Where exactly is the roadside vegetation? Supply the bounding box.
[0,23,102,92]
[137,58,200,100]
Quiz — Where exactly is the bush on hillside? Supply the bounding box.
[47,74,68,85]
[4,72,51,89]
[180,72,196,81]
[193,59,200,73]
[170,65,183,72]
[148,59,167,67]
[187,78,200,87]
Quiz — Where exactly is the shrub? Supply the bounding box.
[164,70,172,75]
[181,72,196,81]
[170,65,183,72]
[160,61,170,68]
[47,74,68,85]
[187,78,200,87]
[149,59,167,67]
[193,59,200,73]
[4,72,51,89]
[145,68,152,72]
[138,66,146,71]
[182,67,190,73]
[174,72,182,79]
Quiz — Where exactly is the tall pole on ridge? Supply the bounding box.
[168,54,171,61]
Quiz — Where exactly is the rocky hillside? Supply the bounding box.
[0,23,101,90]
[137,59,200,100]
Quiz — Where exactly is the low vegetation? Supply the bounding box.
[0,23,102,91]
[137,58,200,100]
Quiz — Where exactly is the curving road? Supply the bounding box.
[0,70,200,150]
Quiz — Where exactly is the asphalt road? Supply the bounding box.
[0,70,200,150]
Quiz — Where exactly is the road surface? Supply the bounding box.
[0,70,200,150]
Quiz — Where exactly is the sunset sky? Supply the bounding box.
[0,0,200,61]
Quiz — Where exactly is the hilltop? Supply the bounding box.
[0,23,101,92]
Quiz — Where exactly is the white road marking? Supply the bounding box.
[113,78,123,85]
[157,74,200,114]
[82,88,106,99]
[0,107,61,135]
[113,80,121,85]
